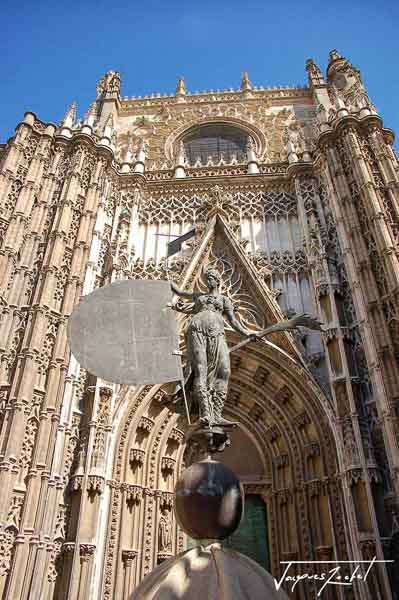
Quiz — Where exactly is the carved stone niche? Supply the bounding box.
[276,488,293,506]
[347,468,363,486]
[87,475,105,496]
[62,542,75,556]
[129,448,145,469]
[70,474,84,492]
[316,283,330,299]
[254,366,269,386]
[168,428,184,445]
[159,491,174,512]
[122,483,143,506]
[249,402,264,421]
[274,454,289,469]
[157,509,173,563]
[304,442,321,458]
[334,380,350,418]
[79,544,95,562]
[293,411,311,429]
[306,479,326,498]
[161,456,176,476]
[137,416,154,434]
[276,385,292,405]
[122,549,138,565]
[265,424,280,444]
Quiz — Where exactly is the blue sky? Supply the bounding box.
[1,0,398,143]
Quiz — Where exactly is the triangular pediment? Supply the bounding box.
[177,213,302,358]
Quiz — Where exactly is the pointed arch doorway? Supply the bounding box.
[186,425,271,570]
[100,337,348,599]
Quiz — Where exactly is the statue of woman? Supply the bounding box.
[171,269,258,427]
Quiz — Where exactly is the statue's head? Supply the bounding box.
[205,268,221,290]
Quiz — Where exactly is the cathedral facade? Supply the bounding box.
[0,50,398,599]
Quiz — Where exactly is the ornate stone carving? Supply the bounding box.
[265,425,280,443]
[96,70,121,98]
[79,544,96,561]
[137,187,296,225]
[19,394,41,478]
[6,495,24,530]
[274,454,289,469]
[122,549,137,563]
[0,528,17,576]
[47,540,63,583]
[304,443,321,458]
[122,484,143,505]
[54,250,72,303]
[168,428,184,444]
[293,411,311,429]
[137,416,154,433]
[87,475,105,495]
[161,456,176,475]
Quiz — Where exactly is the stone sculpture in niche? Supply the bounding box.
[158,512,172,552]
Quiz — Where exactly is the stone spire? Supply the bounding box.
[121,137,135,173]
[174,141,187,178]
[325,48,374,114]
[326,48,356,81]
[125,137,135,162]
[82,102,97,133]
[60,102,77,128]
[103,113,114,139]
[96,70,121,99]
[85,102,97,121]
[99,112,115,148]
[329,48,343,62]
[175,76,186,102]
[246,136,259,174]
[240,71,252,92]
[133,138,148,173]
[305,58,325,86]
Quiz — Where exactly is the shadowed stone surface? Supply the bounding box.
[67,280,182,384]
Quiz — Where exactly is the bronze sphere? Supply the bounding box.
[174,459,244,540]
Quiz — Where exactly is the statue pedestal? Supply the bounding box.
[185,420,238,455]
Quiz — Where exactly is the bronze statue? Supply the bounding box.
[171,268,323,431]
[170,268,259,427]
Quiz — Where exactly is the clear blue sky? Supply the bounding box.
[1,0,398,143]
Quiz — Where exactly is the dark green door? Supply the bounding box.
[222,494,269,570]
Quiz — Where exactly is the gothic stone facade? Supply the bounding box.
[0,51,398,599]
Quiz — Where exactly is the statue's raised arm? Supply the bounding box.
[170,281,196,300]
[223,297,260,341]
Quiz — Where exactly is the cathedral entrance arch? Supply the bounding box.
[100,337,347,600]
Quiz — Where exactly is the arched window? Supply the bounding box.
[182,123,248,165]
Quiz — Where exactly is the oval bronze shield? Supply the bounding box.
[67,280,182,385]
